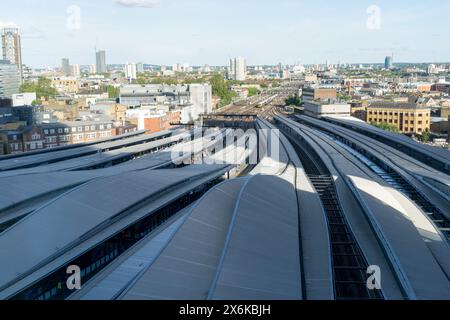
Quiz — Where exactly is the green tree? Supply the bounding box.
[20,77,58,99]
[150,77,178,85]
[370,121,399,133]
[247,87,260,97]
[134,77,148,85]
[420,130,431,143]
[285,95,301,106]
[210,73,237,106]
[105,85,120,99]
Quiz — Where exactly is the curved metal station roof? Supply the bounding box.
[325,116,450,166]
[0,129,179,172]
[0,164,232,298]
[72,174,302,300]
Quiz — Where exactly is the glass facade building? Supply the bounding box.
[0,60,21,98]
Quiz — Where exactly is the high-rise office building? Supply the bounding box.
[136,62,144,73]
[229,57,247,81]
[70,64,80,77]
[61,58,70,75]
[1,28,23,81]
[96,50,107,74]
[385,56,393,69]
[0,60,21,98]
[124,63,137,81]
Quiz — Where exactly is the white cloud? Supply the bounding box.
[115,0,161,8]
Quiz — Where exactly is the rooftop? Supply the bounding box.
[368,102,430,110]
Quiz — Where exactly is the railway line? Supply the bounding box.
[292,115,450,243]
[273,114,450,299]
[266,117,384,299]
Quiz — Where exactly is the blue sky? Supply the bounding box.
[1,0,449,67]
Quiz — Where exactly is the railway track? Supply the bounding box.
[293,116,450,245]
[275,117,383,300]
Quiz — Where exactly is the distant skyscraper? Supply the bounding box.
[124,63,137,81]
[229,57,247,81]
[385,56,393,69]
[172,63,182,72]
[1,28,23,81]
[0,60,21,98]
[88,64,96,74]
[136,62,144,73]
[70,64,80,77]
[61,58,70,75]
[96,50,107,74]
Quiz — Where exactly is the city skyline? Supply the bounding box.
[0,0,449,68]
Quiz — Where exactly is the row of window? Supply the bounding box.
[73,131,112,141]
[368,111,429,117]
[43,124,112,135]
[28,142,43,150]
[35,248,120,301]
[369,119,428,125]
[9,143,22,151]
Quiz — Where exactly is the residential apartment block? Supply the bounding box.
[40,120,115,148]
[367,102,431,134]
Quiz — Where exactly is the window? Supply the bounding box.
[71,127,76,133]
[64,128,69,133]
[57,128,63,134]
[91,125,96,131]
[75,133,84,141]
[85,126,90,131]
[107,124,112,129]
[44,129,49,135]
[49,129,55,134]
[78,127,82,132]
[100,125,104,130]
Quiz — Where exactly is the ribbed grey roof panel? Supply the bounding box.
[0,165,228,292]
[122,178,247,300]
[120,173,303,300]
[210,174,302,300]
